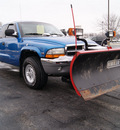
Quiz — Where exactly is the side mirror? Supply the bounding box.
[5,29,18,38]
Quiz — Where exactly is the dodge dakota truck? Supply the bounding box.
[0,21,104,89]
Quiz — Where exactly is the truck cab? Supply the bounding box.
[0,21,105,89]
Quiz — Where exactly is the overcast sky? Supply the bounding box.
[0,0,120,33]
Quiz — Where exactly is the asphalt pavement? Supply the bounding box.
[0,61,120,130]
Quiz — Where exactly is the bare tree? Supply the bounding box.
[98,14,120,34]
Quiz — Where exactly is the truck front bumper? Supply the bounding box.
[41,56,73,76]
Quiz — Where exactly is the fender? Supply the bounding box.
[19,46,42,76]
[20,46,42,58]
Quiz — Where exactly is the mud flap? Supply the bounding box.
[70,49,120,101]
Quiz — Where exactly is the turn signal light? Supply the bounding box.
[113,31,116,37]
[46,54,65,59]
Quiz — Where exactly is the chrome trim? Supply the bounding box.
[41,55,73,63]
[41,56,73,75]
[65,44,85,55]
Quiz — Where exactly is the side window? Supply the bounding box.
[7,24,16,30]
[1,24,8,38]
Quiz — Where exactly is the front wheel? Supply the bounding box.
[22,56,48,89]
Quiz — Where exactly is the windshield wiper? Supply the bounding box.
[50,33,63,36]
[24,33,42,35]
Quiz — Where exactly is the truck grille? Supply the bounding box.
[65,44,84,56]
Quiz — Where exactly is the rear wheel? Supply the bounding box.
[22,56,48,89]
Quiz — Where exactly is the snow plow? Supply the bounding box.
[70,48,120,100]
[68,27,120,101]
[69,4,120,101]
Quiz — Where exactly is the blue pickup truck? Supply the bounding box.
[0,21,104,89]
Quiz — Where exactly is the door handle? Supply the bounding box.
[2,42,5,45]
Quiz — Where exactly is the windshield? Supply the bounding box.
[18,22,64,37]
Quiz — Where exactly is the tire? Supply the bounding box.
[22,56,48,89]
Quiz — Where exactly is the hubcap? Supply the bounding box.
[25,64,36,84]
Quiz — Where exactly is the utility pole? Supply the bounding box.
[108,0,110,31]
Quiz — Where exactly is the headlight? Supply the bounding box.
[46,48,65,58]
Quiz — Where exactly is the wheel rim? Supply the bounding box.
[25,64,36,84]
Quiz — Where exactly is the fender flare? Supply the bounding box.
[20,46,42,57]
[19,46,42,76]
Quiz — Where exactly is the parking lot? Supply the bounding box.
[0,60,120,130]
